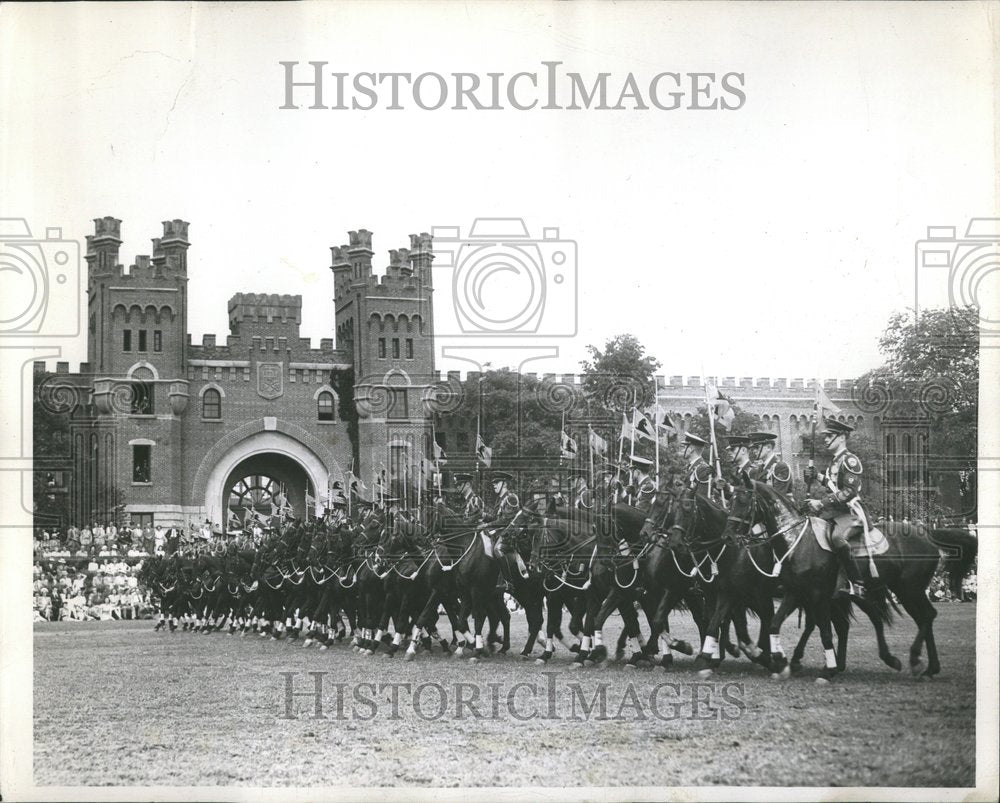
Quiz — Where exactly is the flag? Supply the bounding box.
[227,509,241,530]
[345,470,369,501]
[706,383,736,431]
[633,410,656,442]
[815,382,842,418]
[561,430,579,460]
[620,412,636,442]
[651,403,679,437]
[305,490,316,515]
[476,434,492,468]
[433,441,447,465]
[589,427,608,456]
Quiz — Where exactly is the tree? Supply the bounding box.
[856,306,978,520]
[453,368,567,486]
[580,334,662,414]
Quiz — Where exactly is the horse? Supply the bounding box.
[701,479,972,679]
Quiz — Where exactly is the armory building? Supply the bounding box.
[33,217,949,529]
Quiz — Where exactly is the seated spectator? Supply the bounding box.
[93,521,106,552]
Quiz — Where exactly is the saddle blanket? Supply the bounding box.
[808,517,890,558]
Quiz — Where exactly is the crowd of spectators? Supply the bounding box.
[32,521,166,622]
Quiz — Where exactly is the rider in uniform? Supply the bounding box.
[454,473,484,522]
[682,433,714,499]
[804,418,868,598]
[748,432,793,494]
[482,471,520,527]
[725,434,753,484]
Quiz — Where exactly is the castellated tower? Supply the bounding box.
[332,228,436,494]
[86,217,190,377]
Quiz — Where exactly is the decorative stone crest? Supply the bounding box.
[257,362,284,400]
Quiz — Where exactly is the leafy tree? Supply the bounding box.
[580,334,662,414]
[857,306,978,519]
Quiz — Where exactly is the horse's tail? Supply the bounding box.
[928,527,978,598]
[853,586,896,627]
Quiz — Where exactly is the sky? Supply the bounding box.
[2,1,996,382]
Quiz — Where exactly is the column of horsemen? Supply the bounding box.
[140,418,973,680]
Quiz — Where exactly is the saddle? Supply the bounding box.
[809,516,889,557]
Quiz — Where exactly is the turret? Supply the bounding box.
[85,217,122,281]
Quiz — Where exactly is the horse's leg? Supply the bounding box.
[815,594,840,682]
[693,588,730,674]
[518,584,544,659]
[791,608,815,673]
[535,591,561,664]
[899,591,940,678]
[767,591,799,678]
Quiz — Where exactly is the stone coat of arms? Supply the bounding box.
[257,362,284,400]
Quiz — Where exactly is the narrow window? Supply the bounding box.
[378,338,386,359]
[153,330,162,352]
[392,338,400,359]
[132,445,151,483]
[405,338,414,359]
[202,388,221,420]
[317,391,335,422]
[123,330,132,352]
[138,330,148,352]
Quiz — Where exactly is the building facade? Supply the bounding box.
[33,216,955,528]
[34,217,436,528]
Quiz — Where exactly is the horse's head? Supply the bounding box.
[664,489,699,551]
[726,479,793,544]
[639,481,681,543]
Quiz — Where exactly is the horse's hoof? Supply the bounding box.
[672,641,694,656]
[697,667,714,679]
[318,644,328,651]
[535,650,552,665]
[725,644,741,658]
[770,654,788,675]
[887,656,902,672]
[469,656,478,664]
[520,653,531,661]
[403,651,415,662]
[780,665,791,679]
[910,659,926,677]
[790,661,803,675]
[815,677,830,685]
[624,663,637,671]
[569,643,580,653]
[302,639,313,647]
[569,661,583,670]
[589,645,608,664]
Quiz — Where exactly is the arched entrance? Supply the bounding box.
[199,430,340,529]
[223,453,313,528]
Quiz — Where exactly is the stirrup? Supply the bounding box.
[847,581,867,599]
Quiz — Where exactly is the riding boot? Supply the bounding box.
[833,541,866,598]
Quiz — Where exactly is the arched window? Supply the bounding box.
[318,391,335,422]
[202,388,221,420]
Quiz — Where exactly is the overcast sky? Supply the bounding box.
[3,2,995,382]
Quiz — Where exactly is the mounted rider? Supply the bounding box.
[482,471,521,527]
[804,418,868,598]
[453,473,484,522]
[725,434,753,483]
[748,431,793,495]
[682,432,714,499]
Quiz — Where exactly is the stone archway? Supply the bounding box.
[196,426,344,528]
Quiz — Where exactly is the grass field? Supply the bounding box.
[33,603,976,788]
